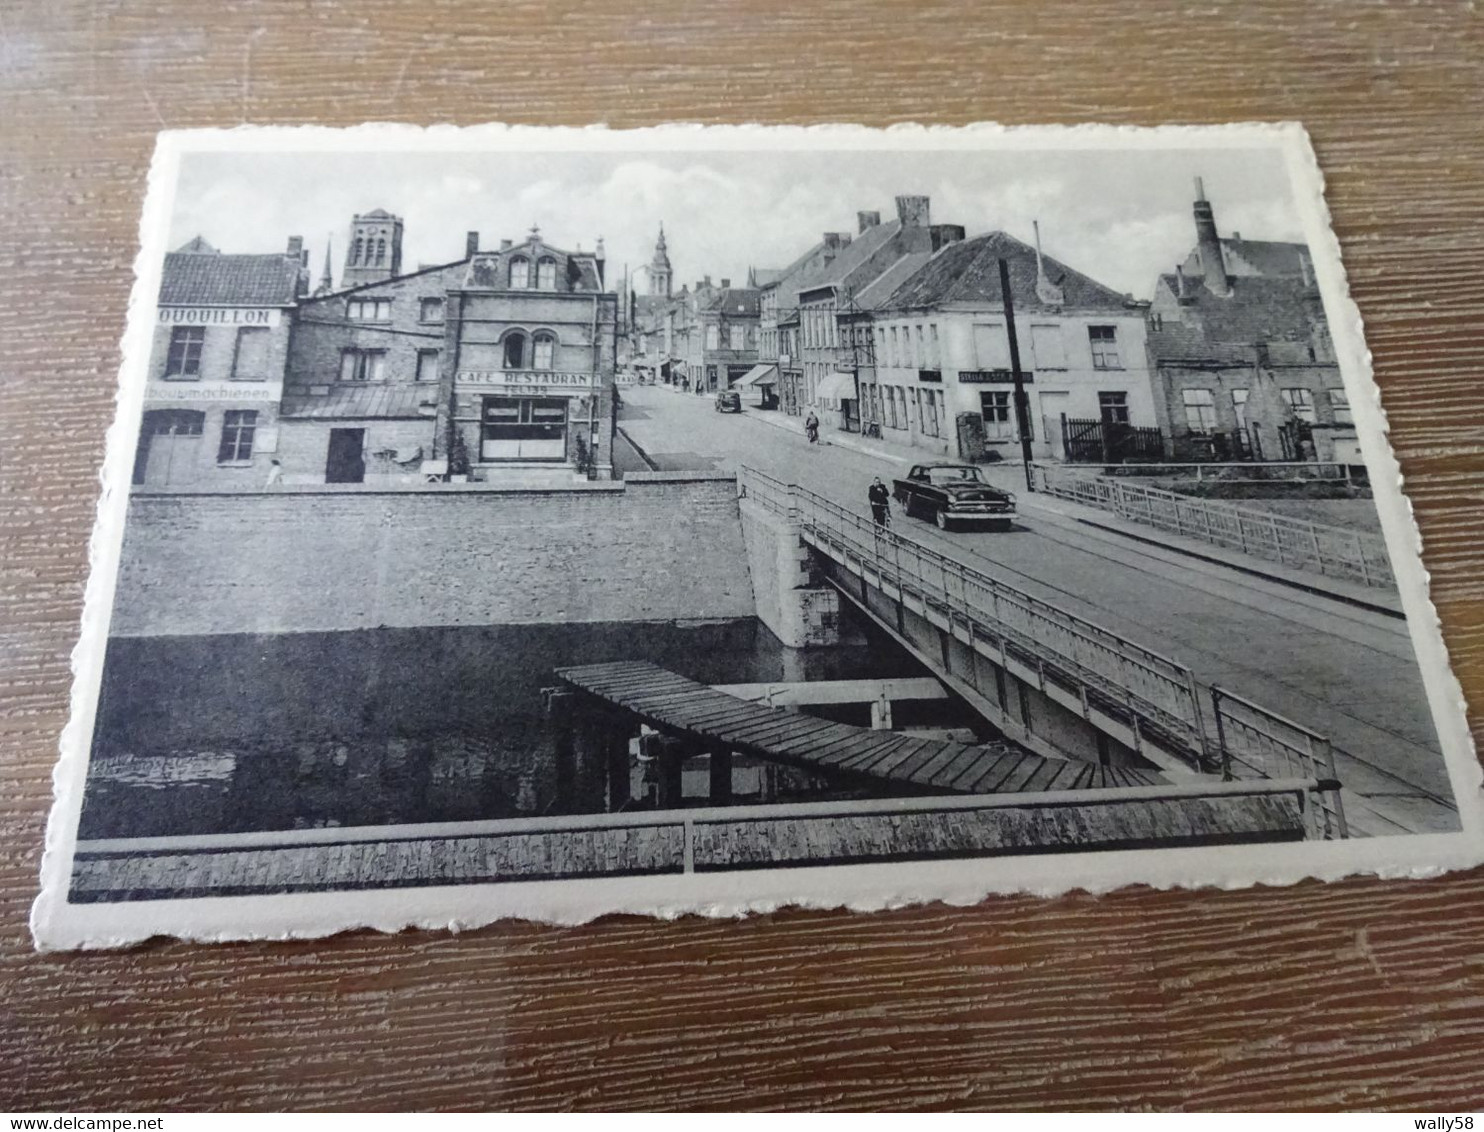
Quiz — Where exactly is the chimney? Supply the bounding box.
[500,238,513,251]
[1192,177,1231,297]
[1175,264,1190,302]
[466,231,479,257]
[857,210,881,233]
[286,235,303,258]
[720,278,731,289]
[929,224,965,252]
[705,274,712,288]
[823,232,842,251]
[895,195,930,228]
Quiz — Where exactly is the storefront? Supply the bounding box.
[480,395,569,461]
[454,370,598,471]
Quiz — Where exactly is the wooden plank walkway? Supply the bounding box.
[555,661,1165,796]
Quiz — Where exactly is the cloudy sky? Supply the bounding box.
[168,144,1304,301]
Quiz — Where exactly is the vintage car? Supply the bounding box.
[892,463,1017,531]
[714,389,742,413]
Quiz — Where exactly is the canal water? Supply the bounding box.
[79,610,948,840]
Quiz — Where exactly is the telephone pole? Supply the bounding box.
[998,258,1035,493]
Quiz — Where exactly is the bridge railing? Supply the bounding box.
[737,467,1348,838]
[1032,464,1394,589]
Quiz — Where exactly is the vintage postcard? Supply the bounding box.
[32,123,1484,949]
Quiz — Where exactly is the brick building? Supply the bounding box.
[280,216,618,484]
[133,235,309,488]
[869,225,1155,461]
[1146,181,1353,463]
[689,282,761,393]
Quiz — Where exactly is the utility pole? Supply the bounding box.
[998,258,1035,493]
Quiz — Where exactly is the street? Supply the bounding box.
[617,383,1456,834]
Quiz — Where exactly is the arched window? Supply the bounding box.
[503,332,527,369]
[532,333,556,370]
[375,238,386,266]
[509,257,530,289]
[352,237,363,264]
[536,257,557,290]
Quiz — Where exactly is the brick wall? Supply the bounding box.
[109,472,754,636]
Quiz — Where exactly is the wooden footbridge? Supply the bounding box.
[555,660,1162,797]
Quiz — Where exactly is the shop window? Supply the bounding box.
[480,396,567,462]
[420,297,444,323]
[232,327,271,381]
[503,332,527,369]
[1182,389,1217,434]
[217,410,258,463]
[1282,388,1317,423]
[348,299,391,321]
[509,257,530,289]
[981,391,1014,440]
[415,349,440,383]
[1089,325,1121,369]
[532,333,556,370]
[536,257,557,290]
[339,349,386,381]
[164,326,205,379]
[1098,391,1129,424]
[1328,388,1352,425]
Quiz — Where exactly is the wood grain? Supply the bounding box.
[4,0,1484,1112]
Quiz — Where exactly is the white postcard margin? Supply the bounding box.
[30,121,1484,951]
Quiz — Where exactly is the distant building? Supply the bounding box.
[279,218,618,484]
[1147,180,1351,463]
[869,225,1155,461]
[689,281,761,393]
[133,235,309,488]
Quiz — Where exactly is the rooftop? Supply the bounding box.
[159,239,306,307]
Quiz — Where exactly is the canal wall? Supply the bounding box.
[738,499,842,649]
[107,472,754,637]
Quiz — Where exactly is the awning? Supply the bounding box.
[735,363,779,388]
[815,370,859,402]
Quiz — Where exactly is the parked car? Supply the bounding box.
[714,389,742,413]
[893,463,1016,531]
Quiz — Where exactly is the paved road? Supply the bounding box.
[617,384,1459,834]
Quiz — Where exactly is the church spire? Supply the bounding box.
[315,235,334,296]
[649,223,672,297]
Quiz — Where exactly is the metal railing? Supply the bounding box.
[1033,465,1394,589]
[738,466,1349,837]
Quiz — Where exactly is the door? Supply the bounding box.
[134,410,205,486]
[1039,392,1070,460]
[326,428,366,483]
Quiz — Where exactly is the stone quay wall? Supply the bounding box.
[108,472,754,637]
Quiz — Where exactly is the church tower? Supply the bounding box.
[342,209,404,289]
[649,224,672,297]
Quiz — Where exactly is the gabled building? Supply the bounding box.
[279,217,618,484]
[133,235,310,488]
[1147,180,1352,463]
[871,225,1155,461]
[688,282,761,393]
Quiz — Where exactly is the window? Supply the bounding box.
[1231,388,1250,426]
[509,257,530,289]
[1030,325,1066,369]
[503,332,527,369]
[352,237,363,265]
[914,325,925,369]
[972,322,1010,370]
[375,238,386,266]
[1283,388,1317,422]
[921,389,940,438]
[1182,389,1218,434]
[348,299,391,321]
[532,333,556,370]
[231,327,270,381]
[339,349,386,381]
[894,386,908,430]
[536,257,557,290]
[217,410,257,463]
[420,297,444,323]
[1328,388,1352,425]
[164,326,205,379]
[730,325,746,351]
[1098,391,1129,424]
[1089,325,1121,369]
[415,349,440,383]
[981,391,1014,440]
[928,323,940,368]
[143,409,204,436]
[888,327,900,368]
[706,325,720,351]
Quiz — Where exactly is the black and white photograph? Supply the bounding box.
[32,123,1484,949]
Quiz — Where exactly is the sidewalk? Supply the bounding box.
[744,407,1401,615]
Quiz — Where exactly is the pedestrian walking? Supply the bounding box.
[868,476,891,527]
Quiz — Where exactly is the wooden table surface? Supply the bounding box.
[4,0,1483,1112]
